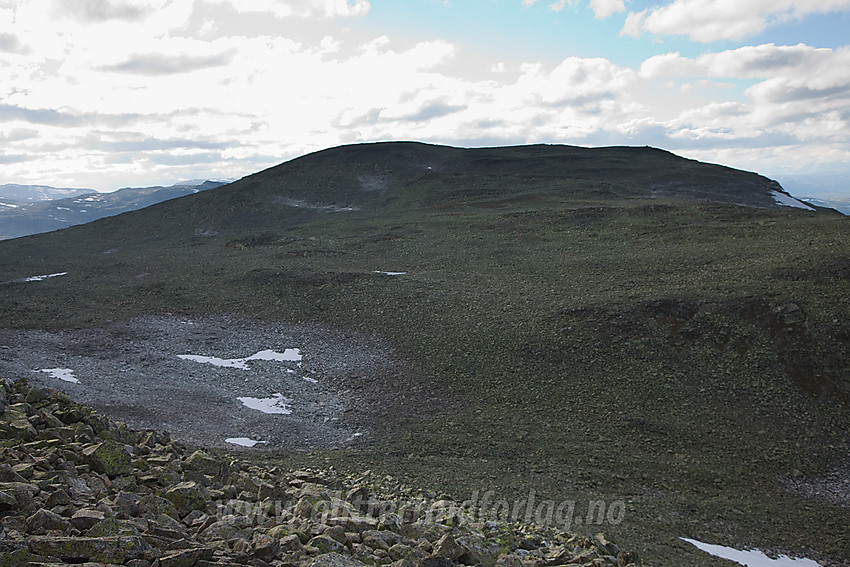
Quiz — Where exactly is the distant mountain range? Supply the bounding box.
[0,179,232,240]
[777,174,850,215]
[0,184,94,202]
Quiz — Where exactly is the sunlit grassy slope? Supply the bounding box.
[1,142,848,566]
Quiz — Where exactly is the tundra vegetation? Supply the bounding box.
[0,143,848,566]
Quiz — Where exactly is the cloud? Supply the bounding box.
[589,0,625,18]
[0,104,89,127]
[521,0,623,16]
[147,151,226,165]
[0,33,28,54]
[628,0,850,42]
[1,0,847,189]
[0,104,147,127]
[0,154,29,164]
[103,51,235,75]
[620,10,646,37]
[86,135,231,152]
[400,101,467,123]
[639,43,850,84]
[52,0,150,23]
[202,0,370,19]
[634,44,850,169]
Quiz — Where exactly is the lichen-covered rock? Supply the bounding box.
[0,464,26,483]
[388,543,414,562]
[25,507,72,534]
[198,519,250,542]
[457,534,498,567]
[253,531,282,561]
[267,523,294,539]
[433,533,464,561]
[157,547,215,567]
[280,533,304,552]
[164,480,209,517]
[113,490,141,518]
[138,494,180,521]
[308,551,367,567]
[8,419,37,442]
[0,549,49,567]
[70,508,107,531]
[27,535,150,563]
[0,482,38,510]
[309,534,346,554]
[184,450,225,478]
[86,516,144,538]
[82,440,133,478]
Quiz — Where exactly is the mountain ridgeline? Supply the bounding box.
[0,142,848,566]
[0,180,228,240]
[171,142,814,221]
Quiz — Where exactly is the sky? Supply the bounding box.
[0,0,849,197]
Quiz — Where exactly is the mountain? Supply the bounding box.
[0,183,94,203]
[0,142,847,566]
[0,179,230,240]
[801,197,850,215]
[778,174,850,215]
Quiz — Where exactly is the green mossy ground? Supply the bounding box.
[1,143,848,566]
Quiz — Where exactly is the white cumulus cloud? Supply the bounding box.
[627,0,850,41]
[589,0,625,18]
[202,0,370,19]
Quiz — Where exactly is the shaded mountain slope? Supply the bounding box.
[0,142,848,566]
[0,180,227,240]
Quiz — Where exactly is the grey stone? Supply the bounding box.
[70,509,107,531]
[27,535,150,563]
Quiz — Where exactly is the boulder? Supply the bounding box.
[433,533,464,561]
[27,535,150,563]
[164,481,209,517]
[70,508,107,531]
[86,516,144,538]
[25,507,72,534]
[197,519,250,542]
[308,552,366,567]
[309,534,346,554]
[253,532,282,561]
[157,547,215,567]
[82,440,133,478]
[280,533,304,552]
[184,450,223,478]
[138,494,180,521]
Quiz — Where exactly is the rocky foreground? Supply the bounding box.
[0,378,640,567]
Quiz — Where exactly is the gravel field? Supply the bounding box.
[0,314,439,451]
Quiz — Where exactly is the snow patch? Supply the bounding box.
[34,368,79,384]
[0,202,18,208]
[237,393,293,415]
[178,348,302,370]
[681,538,819,566]
[770,190,815,211]
[23,272,68,282]
[373,271,407,276]
[225,437,266,447]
